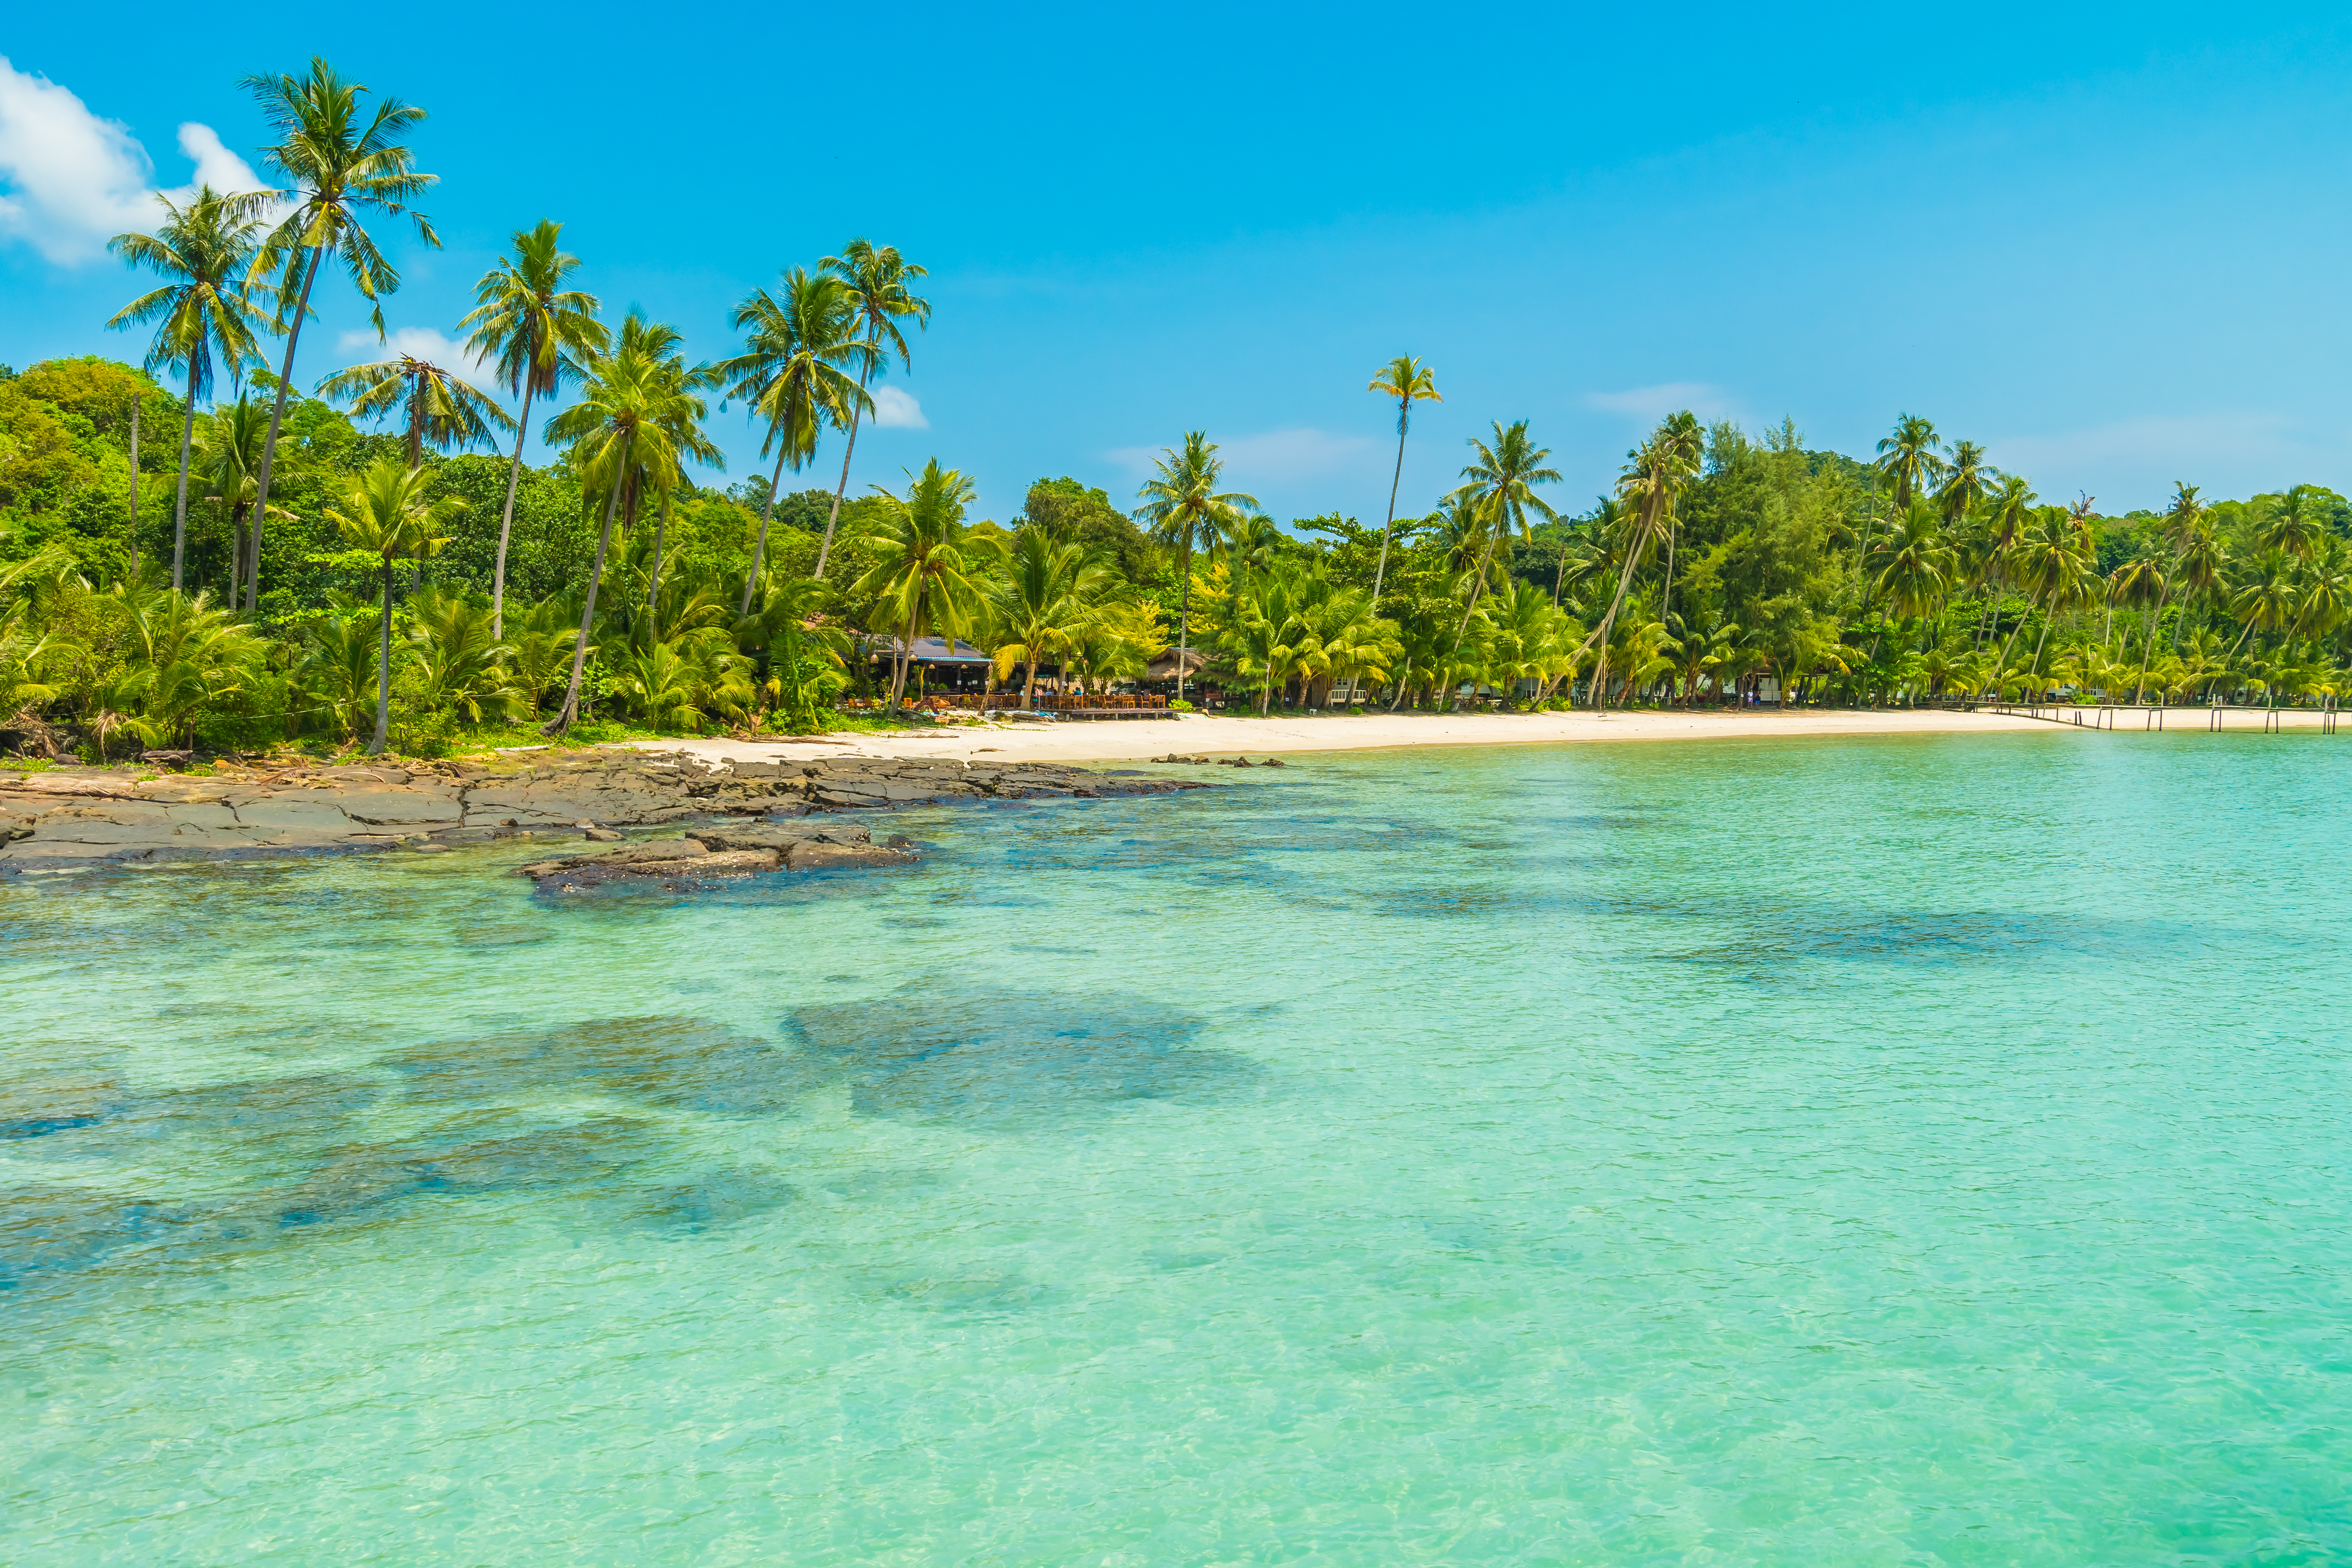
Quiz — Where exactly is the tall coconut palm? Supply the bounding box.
[241,58,439,611]
[1448,419,1560,650]
[852,459,984,707]
[459,220,608,638]
[322,457,463,753]
[1366,354,1440,605]
[107,187,273,593]
[813,239,929,577]
[314,354,514,468]
[1579,412,1701,702]
[1132,432,1258,702]
[715,267,874,612]
[539,316,715,734]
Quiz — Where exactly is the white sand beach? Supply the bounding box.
[630,704,2282,768]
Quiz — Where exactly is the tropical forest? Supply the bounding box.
[6,59,2350,763]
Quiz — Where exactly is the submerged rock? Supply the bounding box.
[0,750,1206,875]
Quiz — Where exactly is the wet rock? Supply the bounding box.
[785,839,919,871]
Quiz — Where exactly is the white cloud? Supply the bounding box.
[1105,427,1377,485]
[870,385,927,429]
[163,122,269,207]
[0,54,268,264]
[1583,381,1734,421]
[337,326,488,373]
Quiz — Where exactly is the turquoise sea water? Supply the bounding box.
[4,731,2349,1565]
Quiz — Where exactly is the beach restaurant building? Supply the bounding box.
[864,635,998,695]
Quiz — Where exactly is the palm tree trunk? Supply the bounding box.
[741,445,790,614]
[890,595,920,708]
[1021,645,1038,707]
[369,556,394,755]
[491,377,537,640]
[545,432,633,736]
[647,492,670,633]
[249,242,325,614]
[2132,589,2169,704]
[127,396,141,581]
[1450,524,1504,652]
[170,379,197,593]
[814,365,873,579]
[1175,542,1191,704]
[1371,412,1406,607]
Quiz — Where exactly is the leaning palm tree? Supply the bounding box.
[1448,419,1561,647]
[459,220,608,638]
[1132,432,1259,702]
[241,58,439,611]
[1367,355,1440,605]
[315,354,515,467]
[813,239,930,577]
[1578,412,1700,701]
[107,187,273,593]
[715,267,874,611]
[852,459,984,707]
[322,457,463,753]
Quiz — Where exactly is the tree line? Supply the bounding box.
[4,58,2348,761]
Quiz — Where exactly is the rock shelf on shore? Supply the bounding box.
[0,751,1204,874]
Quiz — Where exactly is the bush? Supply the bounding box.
[1170,699,1194,711]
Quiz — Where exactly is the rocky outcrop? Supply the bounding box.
[0,750,1203,874]
[515,818,920,889]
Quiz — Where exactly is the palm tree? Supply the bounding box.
[107,187,272,593]
[2107,547,2166,699]
[1864,414,1947,596]
[192,396,292,605]
[715,267,874,612]
[538,321,676,734]
[1448,419,1561,646]
[1872,501,1950,629]
[1366,355,1440,606]
[460,220,608,638]
[2261,484,2323,564]
[1580,412,1701,702]
[813,239,930,577]
[322,457,463,753]
[1933,440,1993,532]
[1874,414,1947,513]
[241,58,439,611]
[315,355,515,468]
[1132,432,1259,702]
[987,528,1110,706]
[852,459,984,707]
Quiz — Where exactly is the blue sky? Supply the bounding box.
[5,4,2351,524]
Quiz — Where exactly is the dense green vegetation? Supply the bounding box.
[6,58,2350,762]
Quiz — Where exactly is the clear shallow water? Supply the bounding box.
[4,731,2349,1565]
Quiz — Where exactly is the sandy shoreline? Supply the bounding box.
[634,706,2089,767]
[634,704,2346,768]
